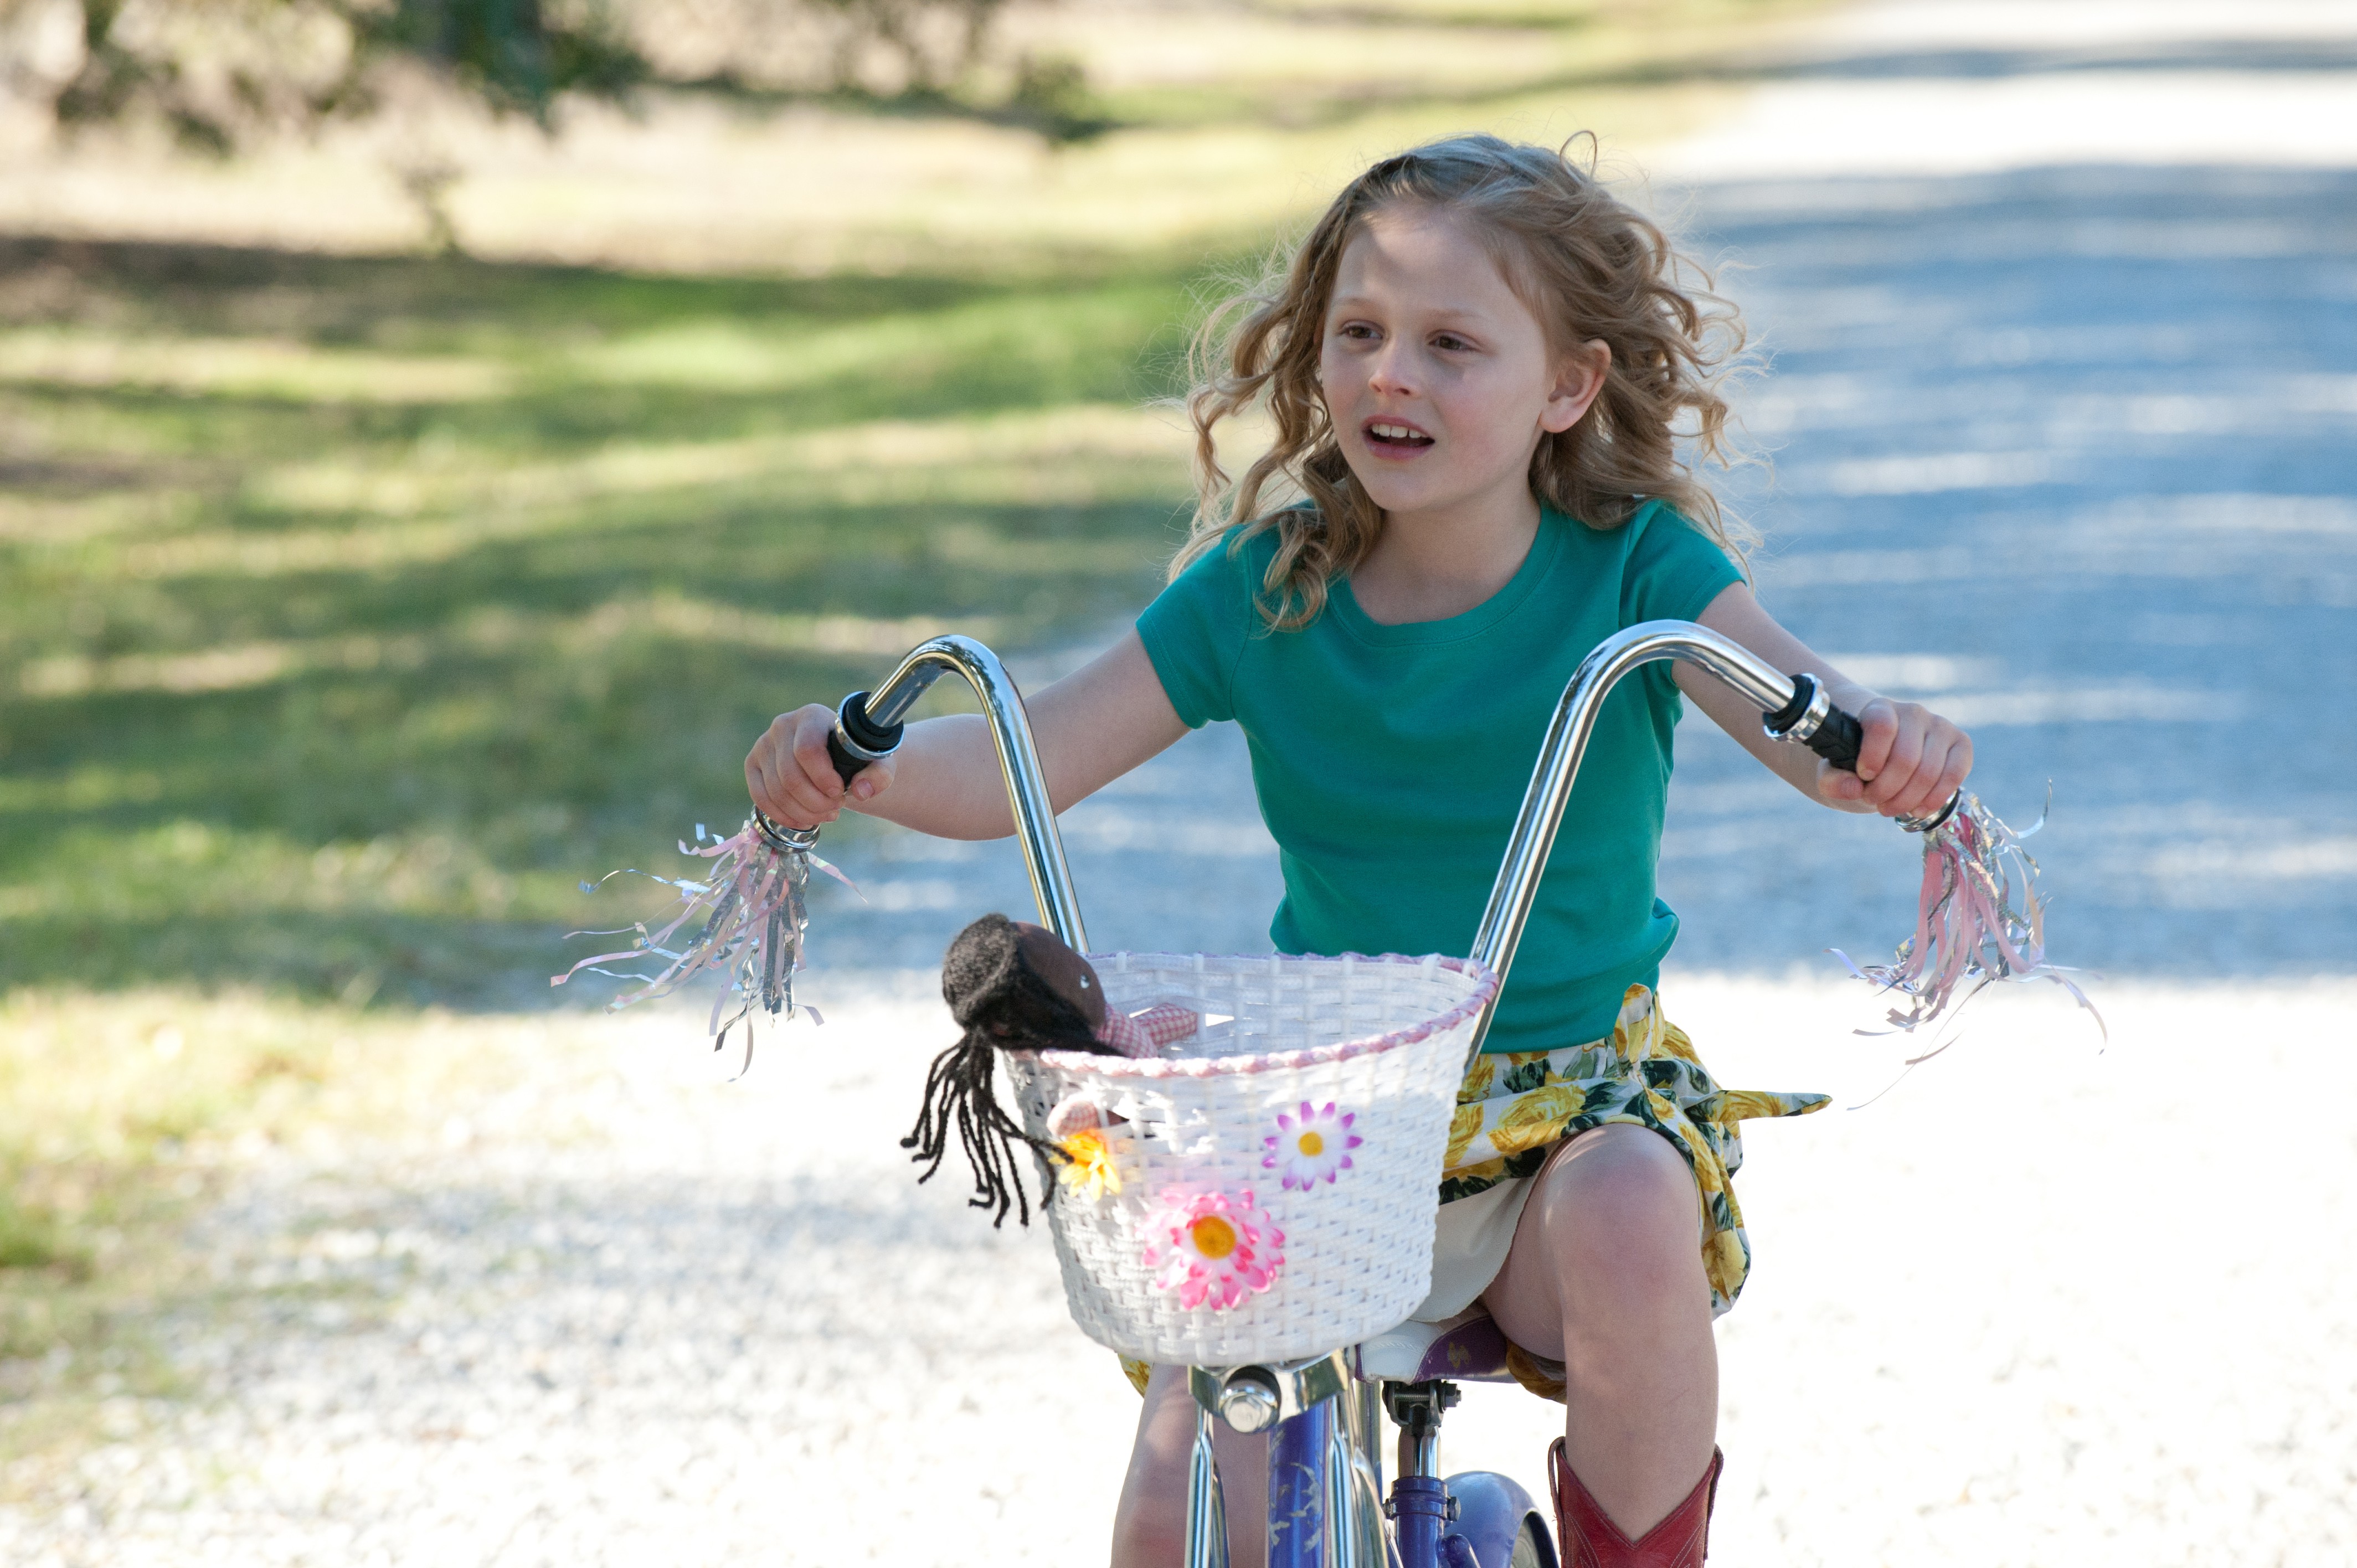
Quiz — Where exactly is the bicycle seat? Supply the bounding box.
[1351,1304,1516,1383]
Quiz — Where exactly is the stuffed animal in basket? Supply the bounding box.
[907,913,1195,1225]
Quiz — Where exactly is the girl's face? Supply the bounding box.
[1319,204,1605,527]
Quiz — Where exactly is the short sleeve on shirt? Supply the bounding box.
[1135,530,1262,728]
[1617,499,1744,628]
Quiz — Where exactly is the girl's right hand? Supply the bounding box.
[744,704,896,829]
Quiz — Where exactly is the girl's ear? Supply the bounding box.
[1541,339,1612,434]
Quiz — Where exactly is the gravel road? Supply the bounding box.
[7,981,2352,1567]
[8,1,2355,1562]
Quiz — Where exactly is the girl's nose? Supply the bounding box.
[1368,342,1418,398]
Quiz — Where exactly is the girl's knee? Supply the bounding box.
[1540,1127,1701,1264]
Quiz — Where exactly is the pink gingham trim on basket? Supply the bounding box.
[1036,953,1497,1078]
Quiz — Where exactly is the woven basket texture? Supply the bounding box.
[1005,951,1493,1366]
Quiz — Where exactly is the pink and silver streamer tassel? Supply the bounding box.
[1833,792,2102,1059]
[550,814,856,1070]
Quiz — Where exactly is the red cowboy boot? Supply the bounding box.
[1548,1440,1722,1567]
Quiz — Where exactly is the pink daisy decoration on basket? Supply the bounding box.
[1140,1189,1284,1311]
[1262,1101,1362,1190]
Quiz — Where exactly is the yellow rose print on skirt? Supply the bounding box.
[1438,984,1827,1320]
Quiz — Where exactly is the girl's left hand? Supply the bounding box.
[1818,697,1973,820]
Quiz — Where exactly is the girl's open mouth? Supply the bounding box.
[1362,419,1434,453]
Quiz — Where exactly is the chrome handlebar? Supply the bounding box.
[1465,621,1824,1056]
[760,636,1089,950]
[783,620,1943,1049]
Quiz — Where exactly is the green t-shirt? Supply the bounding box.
[1135,499,1741,1053]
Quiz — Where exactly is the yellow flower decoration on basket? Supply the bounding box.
[1056,1129,1122,1201]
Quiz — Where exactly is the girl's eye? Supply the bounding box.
[1337,321,1380,341]
[1432,333,1474,352]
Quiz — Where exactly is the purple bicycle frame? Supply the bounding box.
[1265,1401,1332,1567]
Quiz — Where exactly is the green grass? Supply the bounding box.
[0,238,1207,1007]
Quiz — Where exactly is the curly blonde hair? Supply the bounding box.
[1176,133,1752,628]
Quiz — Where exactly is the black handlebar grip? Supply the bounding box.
[1770,677,1957,830]
[825,730,868,787]
[1806,706,1865,772]
[827,690,905,788]
[1763,674,1863,772]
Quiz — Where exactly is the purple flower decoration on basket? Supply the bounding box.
[1262,1100,1362,1190]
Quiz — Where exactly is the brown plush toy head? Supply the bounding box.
[943,914,1106,1045]
[904,913,1116,1227]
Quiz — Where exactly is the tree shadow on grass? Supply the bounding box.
[0,235,1208,1008]
[0,235,1204,457]
[0,234,1010,338]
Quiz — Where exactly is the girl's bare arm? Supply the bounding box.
[745,630,1191,840]
[1671,582,1973,823]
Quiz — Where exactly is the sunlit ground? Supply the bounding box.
[5,977,2348,1565]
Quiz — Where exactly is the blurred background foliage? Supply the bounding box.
[4,0,1038,140]
[0,0,1821,1013]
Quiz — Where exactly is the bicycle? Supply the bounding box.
[781,619,1894,1568]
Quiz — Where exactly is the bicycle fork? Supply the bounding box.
[1185,1356,1388,1568]
[1186,1407,1229,1568]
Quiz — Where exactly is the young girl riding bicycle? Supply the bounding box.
[746,134,1972,1567]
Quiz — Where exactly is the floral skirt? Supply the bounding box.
[1444,982,1825,1316]
[1116,983,1825,1397]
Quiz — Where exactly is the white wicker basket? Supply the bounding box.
[1004,951,1495,1366]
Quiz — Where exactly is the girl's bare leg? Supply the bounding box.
[1483,1123,1718,1536]
[1111,1363,1269,1567]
